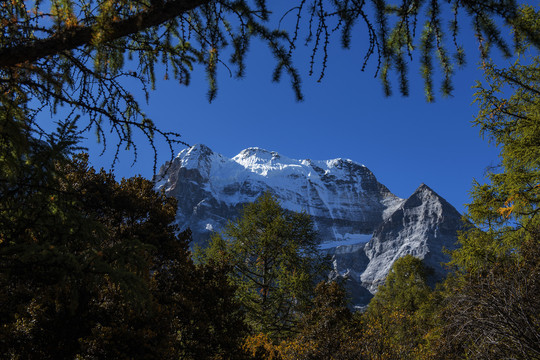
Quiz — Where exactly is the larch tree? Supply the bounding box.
[452,4,539,271]
[437,5,540,359]
[361,255,435,359]
[0,0,533,169]
[276,280,365,360]
[0,153,247,359]
[1,2,538,358]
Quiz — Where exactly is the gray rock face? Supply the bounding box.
[330,184,463,297]
[361,184,462,292]
[155,145,462,306]
[325,243,374,306]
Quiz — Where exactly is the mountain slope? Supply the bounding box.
[155,144,404,246]
[155,145,462,305]
[360,184,462,292]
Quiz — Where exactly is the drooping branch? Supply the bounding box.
[0,0,529,172]
[0,0,211,68]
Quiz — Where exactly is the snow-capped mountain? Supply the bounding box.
[155,144,462,305]
[155,144,404,245]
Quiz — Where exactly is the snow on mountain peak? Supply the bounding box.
[235,147,277,159]
[232,147,294,174]
[159,144,405,239]
[229,148,368,180]
[325,158,363,168]
[175,144,213,169]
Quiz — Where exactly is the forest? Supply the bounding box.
[1,0,539,359]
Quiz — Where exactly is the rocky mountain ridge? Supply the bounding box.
[155,144,462,305]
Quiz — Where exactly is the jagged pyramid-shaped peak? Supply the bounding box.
[399,183,462,218]
[412,183,447,201]
[411,183,437,197]
[361,182,462,293]
[403,184,440,206]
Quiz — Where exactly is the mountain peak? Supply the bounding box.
[361,182,463,293]
[174,144,218,174]
[181,143,213,157]
[410,183,456,205]
[232,148,299,173]
[234,147,279,160]
[157,145,404,244]
[324,157,365,170]
[413,183,436,195]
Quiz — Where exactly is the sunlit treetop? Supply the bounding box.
[450,5,540,273]
[0,0,534,169]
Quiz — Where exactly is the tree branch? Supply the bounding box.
[0,0,211,67]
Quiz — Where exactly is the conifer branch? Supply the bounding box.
[0,0,211,68]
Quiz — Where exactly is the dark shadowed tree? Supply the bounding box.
[277,281,366,360]
[438,240,540,360]
[0,152,246,359]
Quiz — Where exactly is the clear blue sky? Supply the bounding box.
[81,5,524,214]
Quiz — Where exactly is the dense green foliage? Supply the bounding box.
[368,255,432,314]
[0,149,246,359]
[453,13,540,271]
[241,256,441,360]
[363,255,435,358]
[262,281,365,360]
[201,193,328,340]
[453,5,539,275]
[435,6,540,359]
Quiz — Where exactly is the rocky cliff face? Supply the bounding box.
[155,145,462,305]
[361,184,462,291]
[329,184,462,299]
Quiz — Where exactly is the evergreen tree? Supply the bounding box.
[368,255,433,314]
[452,4,539,272]
[437,6,540,359]
[439,240,540,360]
[0,152,246,359]
[362,255,435,359]
[201,193,328,340]
[277,281,365,360]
